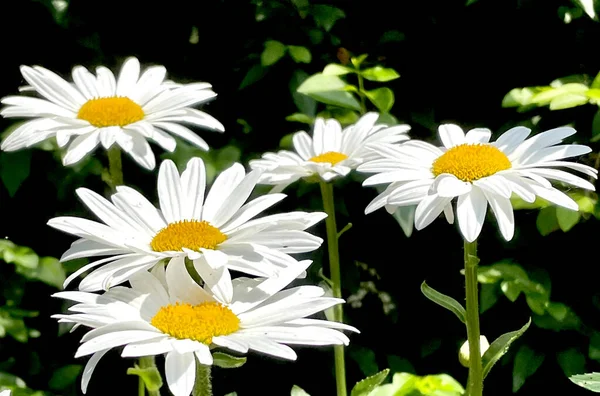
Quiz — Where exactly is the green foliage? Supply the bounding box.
[570,372,600,392]
[351,369,390,396]
[127,365,163,392]
[367,372,464,396]
[481,319,531,379]
[420,282,466,324]
[291,385,311,395]
[212,352,247,369]
[512,344,545,392]
[0,151,32,197]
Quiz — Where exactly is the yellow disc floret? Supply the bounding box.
[150,220,227,252]
[432,144,511,182]
[309,151,348,165]
[77,97,145,127]
[151,302,240,344]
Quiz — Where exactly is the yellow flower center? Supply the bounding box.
[77,96,145,127]
[309,151,348,165]
[432,143,511,182]
[150,220,227,252]
[151,302,240,344]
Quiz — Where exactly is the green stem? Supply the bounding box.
[464,239,483,396]
[319,181,347,396]
[138,356,160,396]
[106,145,123,191]
[192,363,212,396]
[357,73,367,115]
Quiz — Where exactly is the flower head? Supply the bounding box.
[48,157,326,291]
[1,57,224,169]
[359,124,597,242]
[249,112,410,191]
[53,259,357,396]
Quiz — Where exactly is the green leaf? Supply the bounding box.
[500,280,521,302]
[350,369,390,396]
[556,206,580,232]
[364,87,394,112]
[212,352,247,369]
[285,113,314,124]
[386,355,415,374]
[297,73,348,93]
[0,372,26,388]
[349,346,378,376]
[376,113,399,125]
[305,91,362,111]
[1,245,38,270]
[0,151,32,197]
[127,365,163,392]
[589,333,600,360]
[481,318,531,378]
[351,54,368,68]
[288,46,312,63]
[480,283,500,313]
[549,93,589,110]
[290,70,317,116]
[49,365,83,390]
[512,344,545,392]
[311,5,345,31]
[261,40,287,66]
[360,66,400,82]
[502,88,537,107]
[0,314,28,342]
[571,372,600,392]
[291,385,310,396]
[574,0,597,19]
[420,281,466,323]
[557,348,586,377]
[239,64,268,90]
[536,207,559,236]
[323,64,354,76]
[592,71,600,89]
[16,257,65,289]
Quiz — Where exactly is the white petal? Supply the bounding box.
[153,122,209,151]
[129,270,170,307]
[432,174,472,198]
[482,191,514,241]
[238,325,349,346]
[443,203,455,224]
[158,160,183,223]
[112,186,166,234]
[116,57,140,96]
[243,337,297,360]
[194,344,214,365]
[72,66,99,99]
[95,66,117,96]
[493,126,531,154]
[238,296,342,327]
[63,130,101,166]
[414,194,451,230]
[438,124,465,148]
[166,256,213,304]
[456,188,487,242]
[76,330,164,357]
[527,184,579,211]
[202,163,246,223]
[220,194,287,233]
[125,132,156,170]
[180,158,206,220]
[194,250,233,304]
[292,131,314,160]
[465,128,492,144]
[121,338,173,357]
[165,351,196,396]
[524,168,595,190]
[206,170,261,227]
[473,175,511,198]
[81,349,109,394]
[211,335,249,353]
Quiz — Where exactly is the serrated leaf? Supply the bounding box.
[49,365,83,390]
[291,385,310,396]
[0,151,31,197]
[420,281,466,323]
[512,344,545,392]
[350,369,390,396]
[556,206,580,232]
[364,87,394,112]
[323,64,354,76]
[482,318,531,378]
[571,372,600,392]
[212,352,247,369]
[361,66,400,82]
[288,46,312,63]
[261,40,287,66]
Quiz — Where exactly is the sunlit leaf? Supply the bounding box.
[350,369,389,396]
[536,207,560,236]
[290,70,317,116]
[322,64,354,76]
[570,372,600,392]
[291,385,310,396]
[261,40,287,66]
[288,45,312,63]
[212,352,247,369]
[364,87,394,112]
[297,73,347,93]
[360,66,400,82]
[556,206,580,232]
[482,318,531,378]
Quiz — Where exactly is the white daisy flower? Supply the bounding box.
[48,157,326,292]
[359,124,597,242]
[0,57,224,170]
[53,259,357,396]
[249,112,410,192]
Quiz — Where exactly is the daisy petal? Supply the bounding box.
[165,351,196,396]
[438,124,465,148]
[456,188,487,242]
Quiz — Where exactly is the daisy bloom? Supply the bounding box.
[249,112,410,192]
[48,157,326,292]
[0,57,224,170]
[53,259,357,396]
[359,124,597,242]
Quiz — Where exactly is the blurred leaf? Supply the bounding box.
[364,88,394,112]
[391,205,415,238]
[0,242,38,270]
[380,30,406,43]
[0,372,26,388]
[291,385,310,396]
[480,283,500,313]
[0,151,31,197]
[349,346,378,376]
[350,369,389,396]
[212,352,246,369]
[592,71,600,89]
[482,318,531,378]
[304,91,362,111]
[297,73,347,93]
[351,54,369,68]
[288,46,312,63]
[513,344,545,392]
[502,88,538,108]
[311,5,345,31]
[286,113,314,124]
[239,64,268,90]
[127,365,163,392]
[549,93,589,110]
[0,312,28,343]
[557,348,586,377]
[368,372,464,396]
[571,372,600,392]
[16,257,65,289]
[329,108,360,125]
[290,70,317,117]
[216,146,242,169]
[534,303,581,330]
[574,0,597,19]
[261,40,287,66]
[592,110,600,142]
[536,207,560,236]
[323,64,354,76]
[386,355,415,374]
[590,333,600,360]
[361,67,400,82]
[49,365,82,390]
[377,113,399,125]
[500,280,521,302]
[420,281,466,323]
[555,206,580,232]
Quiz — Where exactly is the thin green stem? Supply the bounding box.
[319,181,347,396]
[106,145,123,191]
[357,73,367,115]
[192,363,212,396]
[464,239,483,396]
[138,356,160,396]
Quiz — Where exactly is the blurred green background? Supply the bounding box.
[2,0,600,395]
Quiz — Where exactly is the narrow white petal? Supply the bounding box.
[524,168,595,190]
[482,191,514,241]
[414,194,451,230]
[180,158,206,220]
[121,338,173,357]
[443,203,455,224]
[207,170,261,228]
[112,186,166,235]
[456,188,487,242]
[165,351,196,396]
[166,256,213,304]
[292,131,314,160]
[211,335,249,353]
[63,130,101,166]
[528,184,579,210]
[473,175,511,198]
[432,174,472,197]
[194,250,233,304]
[76,330,164,357]
[116,57,141,96]
[238,297,342,327]
[438,124,465,148]
[220,194,287,233]
[125,132,156,170]
[129,270,170,307]
[202,163,246,223]
[81,349,109,394]
[194,344,214,365]
[95,66,117,96]
[154,122,210,151]
[465,128,492,144]
[243,337,297,360]
[158,160,183,223]
[493,126,531,155]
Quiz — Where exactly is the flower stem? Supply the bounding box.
[319,181,347,396]
[464,239,483,396]
[357,73,367,115]
[192,363,212,396]
[105,145,123,191]
[138,356,160,396]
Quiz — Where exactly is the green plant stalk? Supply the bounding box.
[107,145,123,191]
[138,356,160,396]
[464,239,483,396]
[357,73,367,115]
[192,363,212,396]
[319,181,347,396]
